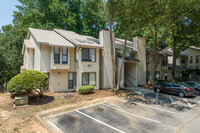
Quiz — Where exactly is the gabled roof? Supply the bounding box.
[29,28,74,47]
[54,29,103,48]
[22,39,35,54]
[189,46,200,51]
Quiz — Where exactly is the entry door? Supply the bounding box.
[68,72,74,89]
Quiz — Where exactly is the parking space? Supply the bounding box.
[126,87,200,108]
[47,97,200,133]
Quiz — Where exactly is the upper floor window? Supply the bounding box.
[190,56,193,64]
[54,47,60,64]
[196,56,199,64]
[162,56,168,66]
[62,47,68,64]
[82,48,96,62]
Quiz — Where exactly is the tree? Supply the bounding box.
[115,0,147,90]
[81,0,107,38]
[170,0,200,79]
[98,0,122,91]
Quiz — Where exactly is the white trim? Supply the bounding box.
[76,110,125,133]
[102,103,161,124]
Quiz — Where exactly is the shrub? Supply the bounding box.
[7,70,48,97]
[78,85,94,94]
[157,80,168,85]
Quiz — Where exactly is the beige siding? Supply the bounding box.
[181,48,200,69]
[30,34,41,71]
[49,70,68,92]
[77,47,100,90]
[50,46,72,70]
[99,30,115,89]
[117,57,124,88]
[125,62,137,87]
[28,49,34,70]
[134,36,146,85]
[41,44,50,72]
[23,47,28,68]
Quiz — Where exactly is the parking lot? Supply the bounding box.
[44,88,200,133]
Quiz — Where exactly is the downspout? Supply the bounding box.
[76,46,79,91]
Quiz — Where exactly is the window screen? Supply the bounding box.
[54,47,60,64]
[62,47,68,64]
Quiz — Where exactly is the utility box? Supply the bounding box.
[15,95,28,106]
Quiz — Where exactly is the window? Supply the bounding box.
[163,56,168,66]
[156,56,160,64]
[196,56,199,64]
[196,66,199,70]
[146,54,150,64]
[62,47,68,64]
[69,72,76,89]
[82,48,96,62]
[190,56,193,64]
[155,71,160,81]
[54,47,60,64]
[190,66,193,70]
[181,57,185,64]
[82,72,96,86]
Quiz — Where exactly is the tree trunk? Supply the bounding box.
[116,34,128,90]
[150,26,158,86]
[109,26,116,91]
[172,30,177,79]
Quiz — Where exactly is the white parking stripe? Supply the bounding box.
[102,103,161,124]
[190,101,200,107]
[132,102,178,115]
[184,99,192,107]
[170,96,174,104]
[76,110,125,133]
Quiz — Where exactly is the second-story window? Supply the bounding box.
[196,56,199,64]
[54,46,60,64]
[62,47,68,64]
[190,56,193,64]
[82,48,96,62]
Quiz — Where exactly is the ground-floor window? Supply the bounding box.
[155,71,160,81]
[165,72,168,81]
[146,71,150,83]
[68,72,76,89]
[82,72,96,86]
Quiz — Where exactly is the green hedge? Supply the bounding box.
[78,85,94,94]
[7,70,48,96]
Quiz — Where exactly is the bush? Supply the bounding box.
[157,80,168,85]
[7,70,48,97]
[78,85,94,94]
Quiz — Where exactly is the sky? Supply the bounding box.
[0,0,21,29]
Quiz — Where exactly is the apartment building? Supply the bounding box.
[22,28,199,92]
[21,28,148,92]
[161,45,200,80]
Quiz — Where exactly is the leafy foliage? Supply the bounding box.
[7,70,48,96]
[78,85,94,94]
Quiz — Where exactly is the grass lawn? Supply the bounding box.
[0,89,135,133]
